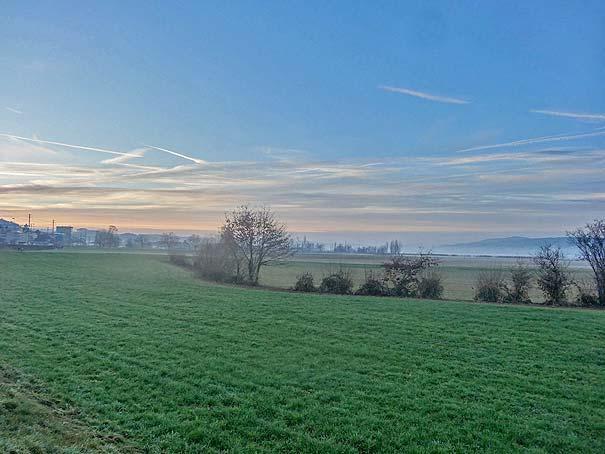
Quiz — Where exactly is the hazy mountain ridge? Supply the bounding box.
[437,236,577,257]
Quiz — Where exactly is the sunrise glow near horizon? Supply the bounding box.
[1,1,604,244]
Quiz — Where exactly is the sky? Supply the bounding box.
[1,1,604,246]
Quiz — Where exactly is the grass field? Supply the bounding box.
[42,248,593,302]
[260,254,592,303]
[1,251,604,452]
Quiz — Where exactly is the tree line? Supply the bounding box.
[469,221,605,306]
[292,251,443,299]
[177,207,605,307]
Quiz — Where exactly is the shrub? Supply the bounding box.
[503,262,532,304]
[193,239,241,283]
[574,280,599,307]
[169,253,189,267]
[418,272,444,299]
[319,269,353,294]
[293,272,316,292]
[355,271,388,296]
[534,245,570,305]
[383,251,438,297]
[474,269,506,303]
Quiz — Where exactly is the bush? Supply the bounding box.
[534,245,570,305]
[418,272,444,299]
[503,262,532,304]
[355,271,388,296]
[169,253,189,267]
[319,269,353,294]
[383,252,439,297]
[574,280,599,307]
[474,269,506,303]
[193,239,241,283]
[293,272,316,292]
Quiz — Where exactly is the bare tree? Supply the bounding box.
[534,245,570,305]
[187,234,202,250]
[95,225,119,248]
[220,206,292,285]
[382,250,438,297]
[568,219,605,306]
[160,232,179,249]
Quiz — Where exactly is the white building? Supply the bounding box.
[74,228,97,246]
[0,219,25,245]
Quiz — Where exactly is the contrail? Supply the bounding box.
[455,130,605,153]
[378,85,470,105]
[5,107,23,115]
[0,133,131,156]
[144,144,206,164]
[531,110,605,121]
[101,148,147,164]
[0,133,206,164]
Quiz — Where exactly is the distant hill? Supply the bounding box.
[436,236,577,257]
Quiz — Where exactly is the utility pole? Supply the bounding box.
[27,213,31,245]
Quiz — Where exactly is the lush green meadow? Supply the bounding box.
[260,254,592,303]
[1,251,604,452]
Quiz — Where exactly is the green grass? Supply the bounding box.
[1,251,604,452]
[0,364,126,453]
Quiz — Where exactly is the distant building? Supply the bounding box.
[74,228,96,246]
[55,225,73,246]
[0,218,20,233]
[32,230,53,246]
[0,218,24,245]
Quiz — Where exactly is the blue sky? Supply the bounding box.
[1,1,604,244]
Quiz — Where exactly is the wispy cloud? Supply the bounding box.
[5,107,23,115]
[378,85,470,105]
[437,149,605,166]
[1,132,603,236]
[531,109,605,121]
[455,129,605,153]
